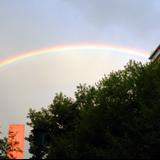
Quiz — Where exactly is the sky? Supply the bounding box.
[0,0,160,158]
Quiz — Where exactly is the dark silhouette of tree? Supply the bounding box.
[0,132,7,159]
[27,60,160,159]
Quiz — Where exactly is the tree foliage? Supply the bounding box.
[0,131,8,159]
[27,60,160,159]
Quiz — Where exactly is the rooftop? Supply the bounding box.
[149,44,160,61]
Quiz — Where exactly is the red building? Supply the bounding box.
[7,124,25,159]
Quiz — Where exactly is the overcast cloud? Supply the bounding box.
[0,0,159,158]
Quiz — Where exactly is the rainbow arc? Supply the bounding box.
[0,44,148,68]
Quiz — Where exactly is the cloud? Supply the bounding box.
[66,0,159,29]
[0,0,159,58]
[65,0,160,49]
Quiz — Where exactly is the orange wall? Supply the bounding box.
[7,124,25,159]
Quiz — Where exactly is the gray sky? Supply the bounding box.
[0,0,160,158]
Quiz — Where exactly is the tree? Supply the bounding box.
[0,131,8,159]
[27,60,160,159]
[27,93,79,159]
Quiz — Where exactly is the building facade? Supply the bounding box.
[149,45,160,61]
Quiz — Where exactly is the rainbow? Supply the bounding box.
[0,44,148,68]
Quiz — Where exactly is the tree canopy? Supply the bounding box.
[27,60,160,159]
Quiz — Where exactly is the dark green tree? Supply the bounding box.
[0,131,8,159]
[27,60,160,159]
